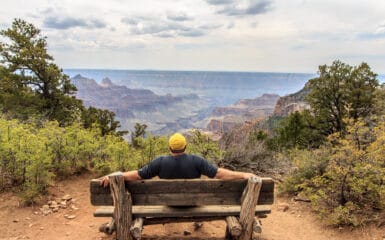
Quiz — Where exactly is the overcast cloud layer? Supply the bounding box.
[1,0,385,73]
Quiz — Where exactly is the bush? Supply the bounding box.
[281,119,385,226]
[278,148,329,195]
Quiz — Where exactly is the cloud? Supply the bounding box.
[179,29,205,37]
[205,0,235,5]
[206,0,273,16]
[375,21,385,34]
[167,12,193,21]
[198,23,222,30]
[43,16,106,29]
[217,0,273,16]
[121,16,217,38]
[227,22,235,29]
[357,21,385,40]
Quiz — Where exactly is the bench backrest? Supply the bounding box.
[90,178,274,206]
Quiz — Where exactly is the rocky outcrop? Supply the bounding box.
[272,82,311,117]
[71,74,183,118]
[206,94,280,132]
[71,75,209,134]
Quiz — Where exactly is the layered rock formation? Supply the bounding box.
[72,74,184,117]
[206,94,280,132]
[71,75,209,134]
[272,82,311,117]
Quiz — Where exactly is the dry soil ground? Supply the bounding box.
[0,173,384,240]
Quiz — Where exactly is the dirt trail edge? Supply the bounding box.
[0,173,383,240]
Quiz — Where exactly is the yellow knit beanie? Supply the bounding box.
[169,133,187,151]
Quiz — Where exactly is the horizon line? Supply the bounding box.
[63,68,385,77]
[63,68,318,75]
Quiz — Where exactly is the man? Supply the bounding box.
[101,133,255,187]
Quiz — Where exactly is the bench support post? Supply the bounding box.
[226,216,242,237]
[238,176,262,240]
[109,173,132,240]
[130,217,144,239]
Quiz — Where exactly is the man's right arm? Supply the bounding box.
[101,170,142,187]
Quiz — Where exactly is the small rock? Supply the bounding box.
[71,205,79,210]
[29,224,33,228]
[193,222,203,230]
[42,205,50,210]
[40,205,52,215]
[66,232,70,236]
[183,230,191,235]
[40,227,44,230]
[60,201,67,208]
[62,195,72,201]
[65,215,76,220]
[25,217,31,220]
[49,201,58,208]
[33,211,40,215]
[277,203,289,212]
[89,224,94,228]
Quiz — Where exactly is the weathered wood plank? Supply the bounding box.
[90,178,274,206]
[239,177,262,240]
[109,173,132,240]
[91,192,274,206]
[91,178,274,194]
[94,205,271,218]
[143,217,225,225]
[132,193,242,205]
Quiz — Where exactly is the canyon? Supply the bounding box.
[71,74,310,135]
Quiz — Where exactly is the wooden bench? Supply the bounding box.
[90,172,274,240]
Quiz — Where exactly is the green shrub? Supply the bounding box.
[282,120,385,226]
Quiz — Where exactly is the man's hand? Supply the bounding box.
[242,172,257,179]
[100,176,109,187]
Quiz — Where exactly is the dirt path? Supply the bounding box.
[0,173,383,240]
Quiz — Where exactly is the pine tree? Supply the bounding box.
[0,19,82,125]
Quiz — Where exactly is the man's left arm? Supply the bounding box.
[214,167,255,180]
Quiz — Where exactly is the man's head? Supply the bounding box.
[169,133,186,154]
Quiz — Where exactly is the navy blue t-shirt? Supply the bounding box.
[138,154,218,179]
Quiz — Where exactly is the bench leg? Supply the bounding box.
[109,174,132,240]
[130,217,144,240]
[99,218,116,235]
[225,228,235,240]
[239,177,262,240]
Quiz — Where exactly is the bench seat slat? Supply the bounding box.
[94,205,271,218]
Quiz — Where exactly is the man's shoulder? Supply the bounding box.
[185,154,206,161]
[154,155,169,161]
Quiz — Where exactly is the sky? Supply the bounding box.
[1,0,385,74]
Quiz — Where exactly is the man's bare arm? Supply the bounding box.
[214,167,255,180]
[101,170,142,187]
